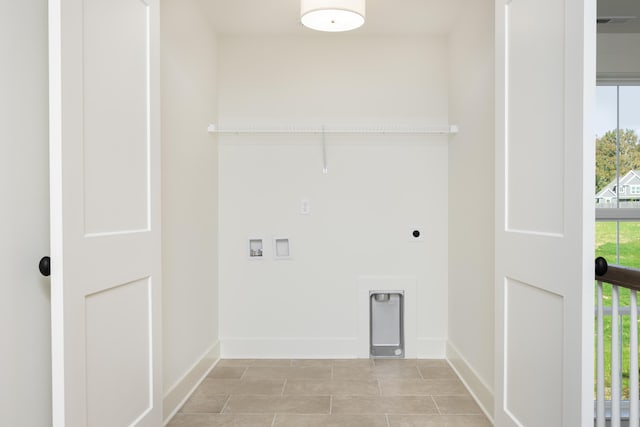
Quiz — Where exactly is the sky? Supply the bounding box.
[595,86,640,138]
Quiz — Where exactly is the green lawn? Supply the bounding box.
[595,221,640,399]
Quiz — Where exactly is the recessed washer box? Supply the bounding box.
[248,238,264,259]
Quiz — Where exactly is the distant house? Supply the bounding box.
[596,169,640,206]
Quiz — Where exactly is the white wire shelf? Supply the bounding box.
[207,124,459,135]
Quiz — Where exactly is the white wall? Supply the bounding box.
[0,1,52,425]
[160,0,219,419]
[218,35,450,358]
[447,0,495,419]
[597,33,640,80]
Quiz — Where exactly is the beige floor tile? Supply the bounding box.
[332,366,376,380]
[331,395,438,414]
[291,359,334,367]
[250,359,293,367]
[223,395,331,414]
[287,366,332,379]
[417,359,450,368]
[379,379,469,396]
[216,359,255,367]
[180,393,229,413]
[373,358,418,367]
[332,359,375,368]
[208,366,247,379]
[274,413,388,426]
[168,359,486,426]
[387,414,492,427]
[244,366,331,380]
[373,365,423,379]
[419,366,458,380]
[197,378,285,395]
[433,396,483,415]
[167,413,275,427]
[284,379,380,395]
[242,367,290,379]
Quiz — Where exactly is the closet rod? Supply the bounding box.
[207,125,459,135]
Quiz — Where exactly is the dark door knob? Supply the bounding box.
[39,256,50,277]
[595,256,608,277]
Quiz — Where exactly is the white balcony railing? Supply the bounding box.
[596,260,640,427]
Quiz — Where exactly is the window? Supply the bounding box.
[595,84,640,401]
[595,83,640,275]
[596,85,640,217]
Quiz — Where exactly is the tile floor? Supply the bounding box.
[168,359,492,427]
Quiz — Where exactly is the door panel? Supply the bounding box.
[505,279,563,425]
[49,0,161,425]
[85,278,152,427]
[506,0,565,235]
[83,0,149,234]
[495,0,595,425]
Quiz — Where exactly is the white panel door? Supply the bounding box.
[495,0,595,425]
[48,0,161,426]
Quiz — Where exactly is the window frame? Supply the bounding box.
[595,82,640,223]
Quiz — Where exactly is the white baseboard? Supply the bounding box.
[416,338,446,358]
[163,341,220,425]
[220,338,358,358]
[220,337,447,359]
[446,341,494,423]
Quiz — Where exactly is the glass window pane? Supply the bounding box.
[595,221,640,400]
[619,86,640,134]
[596,86,618,139]
[595,86,619,204]
[618,87,640,209]
[618,222,640,268]
[595,221,618,264]
[596,221,640,268]
[597,86,640,210]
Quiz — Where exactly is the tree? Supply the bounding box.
[595,129,640,193]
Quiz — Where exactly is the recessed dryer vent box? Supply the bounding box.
[370,291,404,358]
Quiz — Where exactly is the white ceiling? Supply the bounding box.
[197,0,470,35]
[197,0,640,36]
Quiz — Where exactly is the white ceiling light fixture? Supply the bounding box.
[301,0,366,32]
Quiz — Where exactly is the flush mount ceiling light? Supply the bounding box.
[300,0,365,32]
